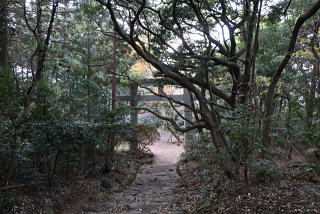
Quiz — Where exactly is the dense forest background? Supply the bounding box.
[1,0,320,213]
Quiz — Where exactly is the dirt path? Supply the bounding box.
[89,131,184,214]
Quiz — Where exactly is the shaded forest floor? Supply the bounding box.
[7,150,154,214]
[6,135,320,214]
[173,150,320,213]
[58,131,184,214]
[5,131,184,214]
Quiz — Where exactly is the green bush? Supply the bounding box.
[100,177,112,189]
[125,124,160,153]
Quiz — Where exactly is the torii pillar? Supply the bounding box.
[183,88,194,152]
[129,82,138,152]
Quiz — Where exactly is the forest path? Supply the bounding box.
[90,131,184,214]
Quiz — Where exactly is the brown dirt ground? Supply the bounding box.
[58,131,185,214]
[173,151,320,214]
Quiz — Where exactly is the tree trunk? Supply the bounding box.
[16,0,58,128]
[87,16,92,120]
[240,0,259,104]
[183,88,194,152]
[261,1,320,156]
[109,33,117,158]
[286,92,293,160]
[305,61,318,131]
[0,0,8,69]
[6,131,17,185]
[129,82,138,152]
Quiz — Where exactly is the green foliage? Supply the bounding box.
[248,160,283,182]
[266,1,286,24]
[0,192,19,214]
[1,3,320,214]
[139,115,162,127]
[0,67,21,119]
[305,130,320,176]
[257,24,291,77]
[222,105,258,162]
[0,108,132,186]
[0,67,14,97]
[194,196,219,214]
[124,124,160,153]
[45,207,55,214]
[0,0,137,194]
[80,0,102,16]
[100,177,112,189]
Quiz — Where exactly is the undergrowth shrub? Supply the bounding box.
[0,192,19,214]
[124,124,160,153]
[0,109,132,189]
[248,159,283,182]
[100,177,112,189]
[305,131,320,176]
[135,124,160,152]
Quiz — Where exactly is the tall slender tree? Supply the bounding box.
[0,0,8,69]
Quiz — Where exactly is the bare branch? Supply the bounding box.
[136,106,206,133]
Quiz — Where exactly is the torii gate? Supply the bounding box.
[117,80,193,144]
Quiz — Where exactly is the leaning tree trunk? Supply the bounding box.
[16,0,59,128]
[261,1,320,157]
